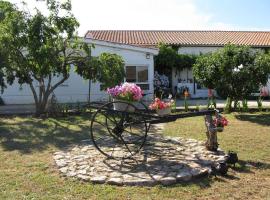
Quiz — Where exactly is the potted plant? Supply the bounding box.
[213,115,228,132]
[107,82,143,112]
[149,98,174,116]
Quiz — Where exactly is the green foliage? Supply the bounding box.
[195,104,200,111]
[97,53,125,88]
[175,53,197,74]
[193,44,270,111]
[0,1,23,93]
[154,43,178,74]
[171,98,176,113]
[242,99,249,112]
[154,43,197,75]
[207,97,216,109]
[184,96,188,112]
[76,52,125,89]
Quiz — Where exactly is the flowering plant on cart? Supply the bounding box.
[107,82,143,102]
[149,98,174,110]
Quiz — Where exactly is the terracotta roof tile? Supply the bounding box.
[85,30,270,47]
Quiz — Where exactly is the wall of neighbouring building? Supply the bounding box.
[171,46,220,98]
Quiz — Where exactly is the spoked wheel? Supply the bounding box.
[90,101,150,159]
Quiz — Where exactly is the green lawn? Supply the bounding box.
[0,113,270,200]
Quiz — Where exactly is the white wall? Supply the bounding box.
[0,41,156,104]
[1,66,90,105]
[178,46,221,55]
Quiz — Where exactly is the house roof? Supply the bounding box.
[85,30,270,48]
[85,38,158,55]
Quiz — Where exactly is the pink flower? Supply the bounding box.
[107,82,143,101]
[260,87,269,97]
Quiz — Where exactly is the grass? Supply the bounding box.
[0,113,270,199]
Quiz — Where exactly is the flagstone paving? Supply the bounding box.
[54,124,226,186]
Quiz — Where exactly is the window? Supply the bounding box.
[126,66,137,82]
[126,66,148,83]
[125,66,149,90]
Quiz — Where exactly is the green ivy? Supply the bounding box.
[154,43,197,75]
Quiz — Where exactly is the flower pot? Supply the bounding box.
[113,99,136,112]
[156,107,171,116]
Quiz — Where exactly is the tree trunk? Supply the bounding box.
[29,75,68,117]
[34,94,50,117]
[233,99,239,110]
[204,114,218,151]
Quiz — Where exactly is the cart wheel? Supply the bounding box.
[90,101,150,159]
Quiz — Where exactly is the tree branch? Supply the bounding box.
[47,74,52,92]
[49,75,69,94]
[29,80,38,106]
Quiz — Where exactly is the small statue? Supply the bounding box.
[225,151,238,167]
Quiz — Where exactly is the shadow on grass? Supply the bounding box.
[235,113,270,126]
[232,160,270,172]
[0,115,92,154]
[0,114,164,155]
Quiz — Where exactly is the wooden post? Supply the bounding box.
[204,114,218,151]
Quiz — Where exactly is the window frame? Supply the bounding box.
[125,65,149,86]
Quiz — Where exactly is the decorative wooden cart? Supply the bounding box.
[89,100,222,160]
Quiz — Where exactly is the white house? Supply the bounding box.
[86,30,270,98]
[2,30,270,104]
[1,39,158,104]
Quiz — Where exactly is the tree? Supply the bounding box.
[75,52,125,89]
[0,0,125,116]
[75,52,125,103]
[0,0,20,93]
[193,44,270,111]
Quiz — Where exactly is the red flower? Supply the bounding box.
[149,98,173,110]
[213,116,228,127]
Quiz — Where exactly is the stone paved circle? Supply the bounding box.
[53,125,226,186]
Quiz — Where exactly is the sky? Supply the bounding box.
[8,0,270,36]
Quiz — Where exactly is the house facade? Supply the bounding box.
[1,30,270,105]
[1,39,158,104]
[86,30,270,98]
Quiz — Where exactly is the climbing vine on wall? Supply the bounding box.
[154,43,197,76]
